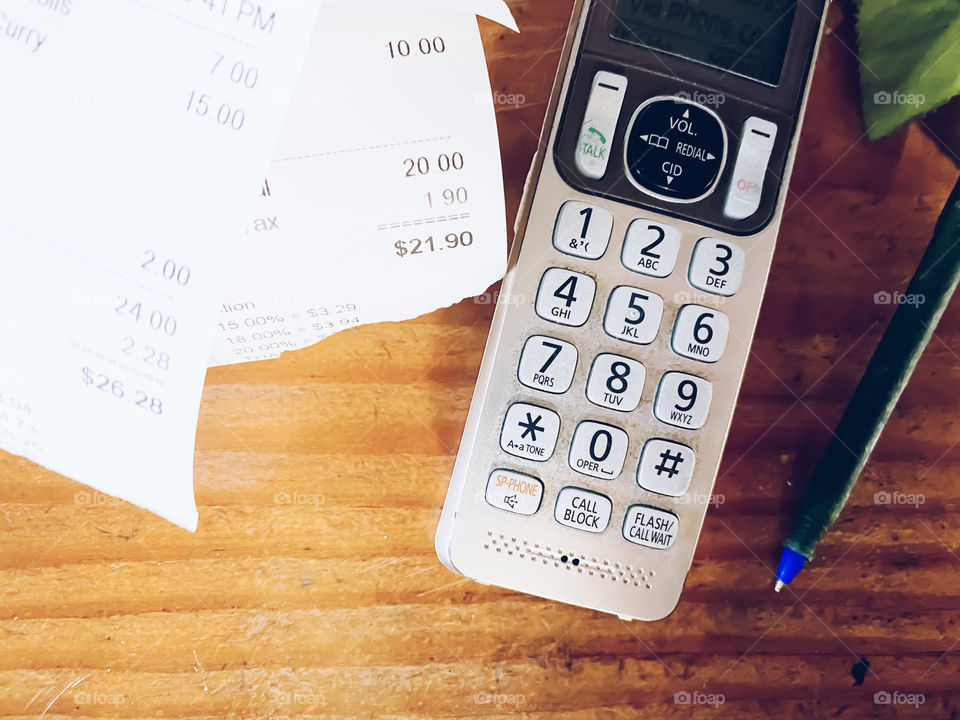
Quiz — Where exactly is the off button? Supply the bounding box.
[624,96,727,203]
[554,487,612,533]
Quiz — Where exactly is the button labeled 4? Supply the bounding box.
[536,268,596,327]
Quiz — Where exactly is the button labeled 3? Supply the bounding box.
[689,238,745,296]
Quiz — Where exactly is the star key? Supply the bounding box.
[519,412,545,441]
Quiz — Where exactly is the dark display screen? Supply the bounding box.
[610,0,798,85]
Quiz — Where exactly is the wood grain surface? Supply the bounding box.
[3,1,960,717]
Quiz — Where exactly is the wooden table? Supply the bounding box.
[3,2,960,717]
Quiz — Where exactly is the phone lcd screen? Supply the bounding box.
[610,0,798,85]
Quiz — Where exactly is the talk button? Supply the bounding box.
[624,96,727,203]
[554,487,612,533]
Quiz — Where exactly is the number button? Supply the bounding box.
[535,268,596,327]
[689,237,745,296]
[654,372,712,429]
[568,420,628,479]
[621,220,681,278]
[585,353,645,412]
[517,335,578,394]
[671,305,730,363]
[553,201,613,260]
[500,402,561,462]
[603,286,663,345]
[637,439,696,496]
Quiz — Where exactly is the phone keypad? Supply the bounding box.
[535,268,595,326]
[489,202,743,550]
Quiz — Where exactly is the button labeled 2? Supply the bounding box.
[553,201,613,260]
[654,372,712,429]
[672,305,729,363]
[621,220,681,278]
[536,268,596,327]
[603,286,663,345]
[518,335,577,394]
[568,420,628,479]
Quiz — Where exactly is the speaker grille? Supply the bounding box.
[483,530,654,589]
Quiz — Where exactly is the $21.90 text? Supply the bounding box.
[395,231,474,258]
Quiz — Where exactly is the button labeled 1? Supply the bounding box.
[568,420,628,479]
[672,305,729,363]
[621,220,681,278]
[689,238,744,296]
[553,201,613,260]
[586,353,644,412]
[518,335,577,394]
[536,268,596,327]
[603,286,663,345]
[555,487,612,533]
[486,469,543,515]
[500,402,561,461]
[638,439,695,496]
[654,372,712,429]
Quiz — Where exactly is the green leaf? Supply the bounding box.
[857,0,960,139]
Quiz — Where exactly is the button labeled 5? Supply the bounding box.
[654,372,712,429]
[536,268,596,327]
[621,220,681,278]
[689,238,744,296]
[672,305,729,362]
[603,286,663,345]
[553,201,613,260]
[518,335,577,394]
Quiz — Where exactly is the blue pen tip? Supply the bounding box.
[774,546,807,592]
